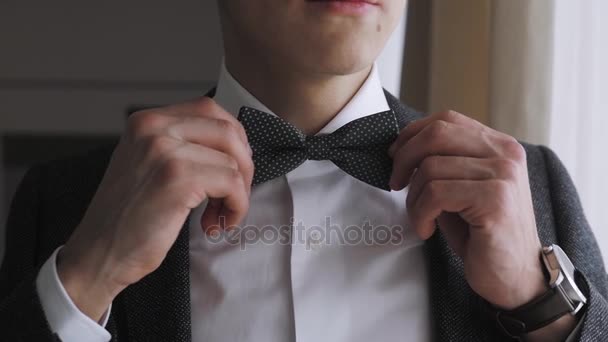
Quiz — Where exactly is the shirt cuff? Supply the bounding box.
[36,246,112,342]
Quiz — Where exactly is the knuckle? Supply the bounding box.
[440,110,460,122]
[502,138,526,161]
[192,96,218,114]
[216,120,243,147]
[127,110,164,138]
[216,118,237,134]
[222,155,239,170]
[426,120,449,142]
[144,135,174,157]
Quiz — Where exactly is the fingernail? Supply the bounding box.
[248,144,253,156]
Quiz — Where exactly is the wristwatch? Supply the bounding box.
[492,244,587,338]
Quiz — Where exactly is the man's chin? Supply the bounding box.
[307,51,377,77]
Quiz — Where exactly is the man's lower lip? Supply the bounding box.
[307,1,377,15]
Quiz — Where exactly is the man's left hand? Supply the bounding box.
[388,110,546,310]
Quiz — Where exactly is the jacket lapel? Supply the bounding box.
[116,219,192,342]
[425,231,496,341]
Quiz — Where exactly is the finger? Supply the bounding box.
[132,135,244,187]
[126,109,179,140]
[165,118,254,189]
[407,156,514,208]
[390,121,505,190]
[128,97,250,147]
[409,179,500,240]
[204,167,249,229]
[389,111,499,156]
[171,143,240,171]
[155,162,250,229]
[201,199,224,235]
[190,145,253,197]
[169,97,249,146]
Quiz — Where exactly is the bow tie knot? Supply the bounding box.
[239,107,401,190]
[305,136,335,160]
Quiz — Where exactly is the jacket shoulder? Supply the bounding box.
[520,142,562,186]
[19,144,117,258]
[30,143,116,201]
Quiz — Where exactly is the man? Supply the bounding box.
[1,0,607,341]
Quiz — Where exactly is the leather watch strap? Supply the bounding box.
[494,285,574,337]
[487,246,588,339]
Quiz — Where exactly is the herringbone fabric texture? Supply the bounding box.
[1,90,607,341]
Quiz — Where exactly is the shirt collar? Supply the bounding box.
[213,60,390,135]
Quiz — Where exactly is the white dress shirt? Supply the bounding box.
[36,62,431,342]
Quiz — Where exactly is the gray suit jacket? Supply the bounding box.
[1,91,607,341]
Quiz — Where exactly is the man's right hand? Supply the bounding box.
[55,97,253,322]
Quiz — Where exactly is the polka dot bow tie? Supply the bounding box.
[239,107,401,191]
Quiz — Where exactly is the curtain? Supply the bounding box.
[403,0,608,263]
[490,0,608,263]
[547,0,608,261]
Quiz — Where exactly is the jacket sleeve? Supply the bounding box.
[0,166,60,341]
[540,146,608,342]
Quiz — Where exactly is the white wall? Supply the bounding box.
[0,1,223,135]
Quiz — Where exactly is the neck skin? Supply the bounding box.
[224,43,371,136]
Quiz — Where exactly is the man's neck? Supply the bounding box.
[224,57,372,136]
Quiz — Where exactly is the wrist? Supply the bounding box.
[57,243,125,321]
[505,271,549,310]
[491,264,549,310]
[489,244,586,340]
